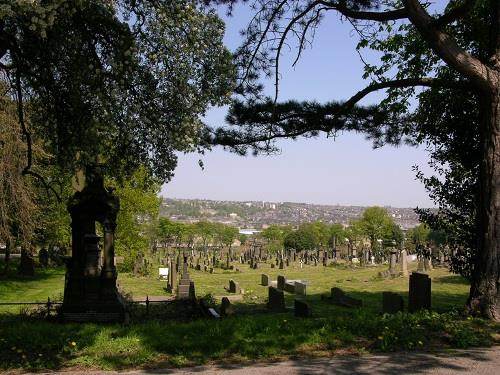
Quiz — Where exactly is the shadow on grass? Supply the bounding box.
[0,288,497,372]
[433,275,470,285]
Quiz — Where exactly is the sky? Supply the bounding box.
[160,3,435,208]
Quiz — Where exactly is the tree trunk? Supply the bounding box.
[467,90,500,320]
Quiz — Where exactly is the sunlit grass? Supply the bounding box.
[1,258,498,371]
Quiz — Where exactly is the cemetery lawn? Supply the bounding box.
[1,262,500,371]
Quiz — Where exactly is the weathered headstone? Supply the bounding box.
[18,248,35,276]
[271,263,275,269]
[400,249,408,276]
[220,297,234,316]
[267,286,285,312]
[408,272,431,312]
[382,292,404,314]
[417,258,425,272]
[38,248,49,268]
[284,281,295,293]
[389,251,397,274]
[294,299,311,317]
[277,275,286,290]
[177,264,192,299]
[424,257,433,271]
[229,279,240,294]
[295,281,307,296]
[261,274,269,286]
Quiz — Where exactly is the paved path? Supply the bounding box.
[40,346,500,375]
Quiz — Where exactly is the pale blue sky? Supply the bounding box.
[161,4,434,208]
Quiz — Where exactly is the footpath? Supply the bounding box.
[36,346,500,375]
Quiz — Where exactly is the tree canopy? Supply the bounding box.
[0,0,235,183]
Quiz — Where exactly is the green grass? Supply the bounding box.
[1,259,499,371]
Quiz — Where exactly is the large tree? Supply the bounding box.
[210,1,500,320]
[0,0,235,184]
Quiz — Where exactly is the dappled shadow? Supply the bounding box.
[0,276,497,372]
[135,347,500,374]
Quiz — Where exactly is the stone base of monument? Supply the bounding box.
[61,275,126,323]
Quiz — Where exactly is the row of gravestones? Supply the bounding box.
[266,271,431,318]
[328,271,431,313]
[267,286,311,317]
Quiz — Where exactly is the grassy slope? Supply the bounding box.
[1,260,498,371]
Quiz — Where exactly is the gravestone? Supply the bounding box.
[382,292,404,314]
[408,272,431,312]
[267,286,285,312]
[271,263,275,269]
[18,248,35,276]
[417,258,425,272]
[389,251,397,274]
[177,264,192,299]
[279,260,284,269]
[330,287,362,307]
[284,281,295,293]
[295,281,307,296]
[229,279,240,294]
[220,297,234,316]
[400,250,409,276]
[277,275,286,290]
[294,299,311,317]
[167,259,177,292]
[424,257,433,271]
[261,274,269,286]
[38,248,49,268]
[61,166,125,322]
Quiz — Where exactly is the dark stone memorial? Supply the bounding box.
[220,297,234,316]
[277,275,286,290]
[382,292,404,314]
[61,166,126,322]
[267,286,285,312]
[408,272,431,312]
[229,279,240,294]
[294,299,311,317]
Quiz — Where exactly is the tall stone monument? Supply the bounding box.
[61,166,126,322]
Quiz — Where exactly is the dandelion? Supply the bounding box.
[418,340,423,345]
[71,341,76,346]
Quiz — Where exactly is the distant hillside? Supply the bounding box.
[160,198,421,229]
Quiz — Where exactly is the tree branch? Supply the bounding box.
[213,77,471,148]
[15,71,61,202]
[402,0,494,93]
[319,1,408,21]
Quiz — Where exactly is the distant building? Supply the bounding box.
[239,228,261,235]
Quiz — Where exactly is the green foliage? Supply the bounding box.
[407,224,430,245]
[1,0,235,181]
[107,168,161,271]
[283,225,318,251]
[351,207,400,250]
